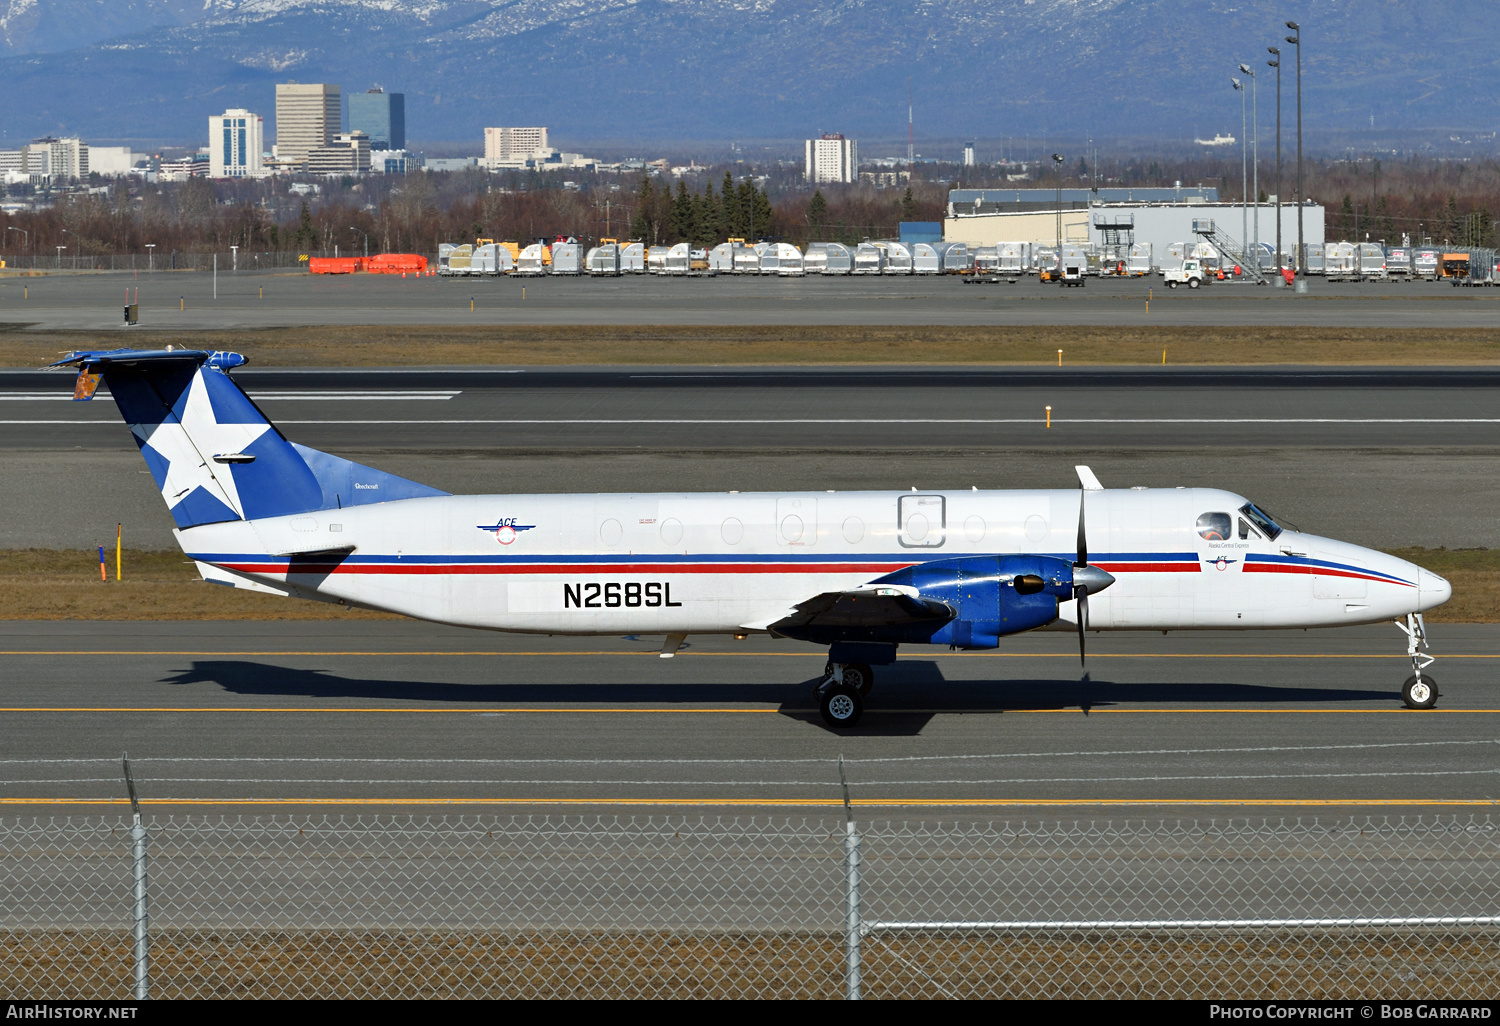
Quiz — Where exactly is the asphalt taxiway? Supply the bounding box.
[1,619,1494,819]
[2,365,1496,550]
[3,270,1500,329]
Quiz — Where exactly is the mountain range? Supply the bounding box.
[1,0,1497,151]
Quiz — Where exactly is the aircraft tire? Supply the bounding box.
[819,683,864,729]
[822,662,875,696]
[1402,674,1438,710]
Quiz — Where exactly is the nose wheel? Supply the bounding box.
[815,662,873,727]
[1396,614,1439,710]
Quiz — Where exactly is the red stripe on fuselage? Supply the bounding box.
[1243,563,1413,587]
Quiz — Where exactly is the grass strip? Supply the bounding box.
[2,325,1500,367]
[1,547,1493,622]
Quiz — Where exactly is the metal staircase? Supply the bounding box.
[1192,218,1269,283]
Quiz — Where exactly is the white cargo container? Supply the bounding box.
[647,246,670,274]
[997,242,1029,275]
[732,245,760,274]
[820,242,854,274]
[769,243,804,276]
[853,243,884,274]
[708,243,736,273]
[802,243,829,275]
[1413,247,1441,279]
[1325,241,1355,277]
[939,242,972,273]
[1385,246,1413,277]
[620,242,646,273]
[1305,243,1326,275]
[1159,242,1190,273]
[550,242,583,275]
[470,243,513,275]
[1357,242,1386,278]
[881,241,914,274]
[1127,243,1153,275]
[971,246,999,273]
[516,243,548,276]
[1190,241,1219,271]
[586,243,621,275]
[758,243,781,274]
[665,242,691,275]
[439,243,473,276]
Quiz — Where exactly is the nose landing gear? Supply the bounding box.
[1396,613,1438,710]
[815,662,873,727]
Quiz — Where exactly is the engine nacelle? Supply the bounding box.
[875,553,1074,649]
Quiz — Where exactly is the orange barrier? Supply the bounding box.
[364,253,429,275]
[308,257,363,275]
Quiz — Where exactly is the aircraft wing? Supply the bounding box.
[761,585,952,635]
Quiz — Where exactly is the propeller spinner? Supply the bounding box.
[1072,468,1117,666]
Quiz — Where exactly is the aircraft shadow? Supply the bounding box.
[159,659,1400,738]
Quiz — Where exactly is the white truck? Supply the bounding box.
[1163,259,1206,288]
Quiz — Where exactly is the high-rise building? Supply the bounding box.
[306,131,371,174]
[963,141,975,167]
[22,137,88,179]
[209,109,264,178]
[484,126,549,169]
[348,89,404,151]
[275,83,341,165]
[805,134,856,184]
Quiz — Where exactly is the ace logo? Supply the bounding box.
[476,518,536,545]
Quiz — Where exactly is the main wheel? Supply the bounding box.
[1402,674,1438,710]
[819,683,864,728]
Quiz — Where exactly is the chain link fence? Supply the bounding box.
[0,251,353,273]
[2,814,1497,999]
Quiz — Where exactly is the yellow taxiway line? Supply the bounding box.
[2,797,1497,809]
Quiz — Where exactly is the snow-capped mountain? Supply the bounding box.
[1,0,1496,147]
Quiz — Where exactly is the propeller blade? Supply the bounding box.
[1075,487,1088,568]
[1076,586,1089,666]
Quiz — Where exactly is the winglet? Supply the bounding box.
[1075,466,1104,491]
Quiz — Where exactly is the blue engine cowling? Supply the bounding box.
[872,554,1074,649]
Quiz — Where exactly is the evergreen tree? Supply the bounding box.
[629,176,655,243]
[1445,194,1460,244]
[694,181,718,247]
[670,180,693,242]
[752,185,773,240]
[721,172,741,238]
[294,201,317,249]
[1340,194,1354,239]
[900,186,918,222]
[807,189,828,242]
[737,180,757,238]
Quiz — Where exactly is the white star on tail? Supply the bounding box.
[130,371,269,518]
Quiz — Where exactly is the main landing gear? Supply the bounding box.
[816,662,873,728]
[1396,613,1439,710]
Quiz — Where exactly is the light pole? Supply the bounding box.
[59,228,76,270]
[1239,62,1259,266]
[1232,77,1247,272]
[230,244,239,272]
[349,226,369,258]
[1286,21,1305,292]
[5,226,27,268]
[145,243,155,272]
[1268,48,1282,286]
[56,245,65,269]
[1051,152,1065,269]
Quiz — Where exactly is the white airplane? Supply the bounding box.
[57,347,1452,728]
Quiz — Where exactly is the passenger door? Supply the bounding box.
[898,494,946,548]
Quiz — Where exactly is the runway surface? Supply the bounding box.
[3,270,1499,328]
[3,365,1497,550]
[1,619,1494,818]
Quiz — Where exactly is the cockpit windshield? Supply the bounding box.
[1239,502,1283,541]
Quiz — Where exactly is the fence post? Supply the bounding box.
[123,753,149,1000]
[839,755,861,1000]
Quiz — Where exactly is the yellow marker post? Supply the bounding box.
[1057,349,1063,366]
[98,547,106,582]
[1162,348,1167,365]
[470,297,475,312]
[1045,405,1052,428]
[180,297,184,311]
[115,524,122,582]
[259,287,263,300]
[522,287,526,300]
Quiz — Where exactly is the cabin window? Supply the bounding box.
[1196,512,1232,541]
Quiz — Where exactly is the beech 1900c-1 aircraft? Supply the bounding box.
[57,348,1453,728]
